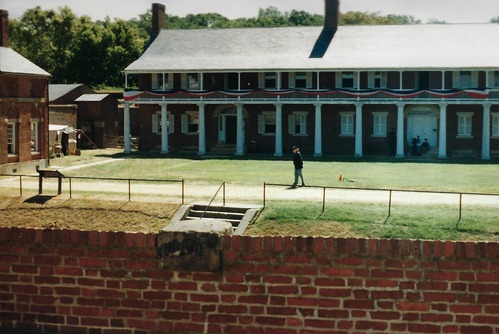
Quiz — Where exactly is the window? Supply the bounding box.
[460,71,472,88]
[457,112,472,137]
[181,111,199,134]
[152,112,174,134]
[340,112,354,135]
[342,72,354,88]
[187,73,200,90]
[152,73,172,90]
[492,113,499,137]
[494,71,499,88]
[258,112,276,134]
[372,112,387,136]
[265,72,277,89]
[31,121,39,152]
[7,122,16,154]
[288,112,307,135]
[295,72,307,89]
[374,71,386,89]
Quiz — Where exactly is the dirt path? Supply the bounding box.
[1,169,498,207]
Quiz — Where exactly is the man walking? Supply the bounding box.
[292,146,305,187]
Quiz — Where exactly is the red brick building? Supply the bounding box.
[124,1,499,159]
[49,84,120,152]
[0,10,51,173]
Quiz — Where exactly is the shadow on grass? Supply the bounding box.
[24,195,56,205]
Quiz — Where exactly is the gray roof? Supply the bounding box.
[75,94,109,102]
[0,47,50,77]
[49,84,84,102]
[125,23,499,73]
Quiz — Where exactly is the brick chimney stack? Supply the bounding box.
[0,10,8,47]
[324,0,340,31]
[152,3,166,36]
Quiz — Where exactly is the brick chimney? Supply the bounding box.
[152,3,165,36]
[0,10,8,47]
[324,0,339,31]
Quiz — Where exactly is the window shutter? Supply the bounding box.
[258,115,265,134]
[452,71,460,88]
[306,73,312,89]
[258,73,265,89]
[300,114,307,134]
[288,114,295,134]
[471,71,478,88]
[168,113,174,134]
[152,74,159,89]
[152,114,159,133]
[167,73,174,89]
[367,72,374,89]
[289,73,295,89]
[181,114,188,133]
[336,71,342,89]
[181,73,187,89]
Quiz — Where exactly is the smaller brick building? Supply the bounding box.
[49,84,120,152]
[0,10,51,173]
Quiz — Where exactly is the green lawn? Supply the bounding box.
[54,149,499,193]
[48,149,499,241]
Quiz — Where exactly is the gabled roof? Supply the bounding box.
[0,47,50,77]
[49,84,85,102]
[75,94,109,102]
[125,23,499,73]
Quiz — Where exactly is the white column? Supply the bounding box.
[161,104,169,154]
[396,102,405,158]
[482,102,491,160]
[274,103,283,157]
[354,102,363,157]
[198,103,206,155]
[438,101,448,159]
[236,103,244,155]
[314,102,322,157]
[123,103,131,153]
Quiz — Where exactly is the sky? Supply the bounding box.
[1,0,498,24]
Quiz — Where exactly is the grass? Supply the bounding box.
[53,149,499,192]
[248,201,498,241]
[27,149,499,240]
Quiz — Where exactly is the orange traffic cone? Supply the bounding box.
[339,174,343,182]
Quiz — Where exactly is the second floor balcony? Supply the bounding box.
[124,70,499,104]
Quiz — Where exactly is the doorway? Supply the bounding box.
[218,107,238,144]
[406,106,438,148]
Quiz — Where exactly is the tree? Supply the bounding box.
[10,7,146,87]
[340,11,420,25]
[9,6,79,83]
[491,16,499,23]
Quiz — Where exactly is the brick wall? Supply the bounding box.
[0,227,497,334]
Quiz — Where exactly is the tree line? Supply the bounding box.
[8,6,495,89]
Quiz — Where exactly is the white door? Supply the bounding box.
[407,115,438,147]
